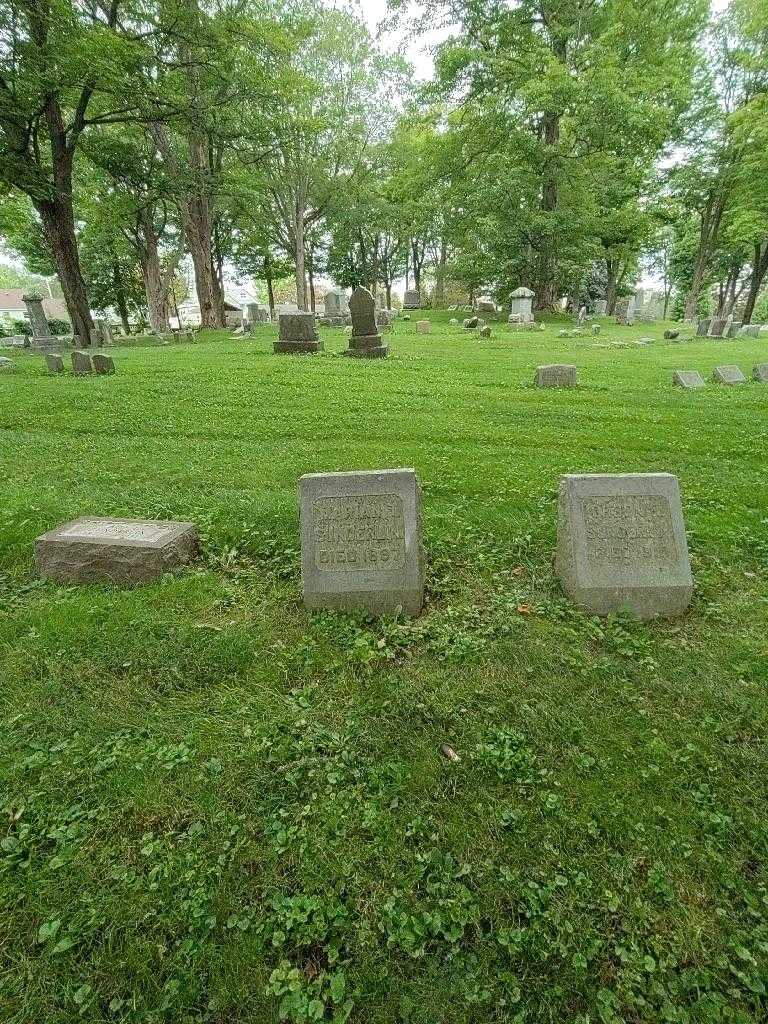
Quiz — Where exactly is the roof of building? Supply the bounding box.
[0,288,69,322]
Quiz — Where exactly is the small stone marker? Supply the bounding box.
[345,287,388,359]
[673,370,705,389]
[464,316,479,330]
[708,319,727,338]
[713,364,747,385]
[592,324,601,334]
[476,297,496,313]
[726,321,742,338]
[556,473,693,620]
[449,318,458,325]
[35,517,198,585]
[403,290,421,309]
[593,299,608,316]
[664,329,680,340]
[45,353,64,374]
[275,312,322,354]
[416,320,432,334]
[696,319,711,336]
[753,363,768,382]
[479,325,492,338]
[0,356,15,372]
[92,353,115,375]
[299,469,424,617]
[535,364,577,388]
[71,351,93,375]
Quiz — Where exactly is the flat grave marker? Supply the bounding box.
[713,364,747,385]
[535,364,578,388]
[673,370,705,389]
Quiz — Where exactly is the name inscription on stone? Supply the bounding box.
[62,521,169,543]
[312,494,405,571]
[580,495,677,569]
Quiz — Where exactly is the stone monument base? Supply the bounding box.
[344,334,388,359]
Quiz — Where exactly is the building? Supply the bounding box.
[0,288,70,326]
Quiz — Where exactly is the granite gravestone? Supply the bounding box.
[593,299,608,316]
[35,517,198,585]
[476,297,496,313]
[274,312,322,354]
[753,363,768,383]
[614,296,636,326]
[0,357,14,372]
[95,319,114,346]
[23,294,57,348]
[508,287,535,324]
[696,319,711,336]
[403,289,421,310]
[713,364,747,385]
[556,473,694,620]
[45,353,65,374]
[345,287,387,359]
[246,303,270,325]
[71,351,93,375]
[416,320,432,334]
[708,319,727,338]
[93,353,115,375]
[299,469,424,617]
[726,321,743,338]
[673,370,705,389]
[739,324,760,338]
[535,364,578,388]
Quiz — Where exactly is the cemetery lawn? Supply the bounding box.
[2,314,768,1024]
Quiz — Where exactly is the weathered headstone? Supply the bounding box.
[0,356,15,372]
[403,289,421,310]
[673,370,705,389]
[299,468,424,617]
[93,353,115,375]
[35,517,198,585]
[592,324,601,335]
[614,295,636,326]
[416,320,431,335]
[556,473,694,620]
[535,364,578,388]
[708,318,727,338]
[274,312,322,354]
[752,363,768,382]
[593,299,608,316]
[449,318,459,326]
[713,364,747,385]
[696,319,711,336]
[664,329,680,340]
[739,324,760,338]
[464,316,479,329]
[726,321,742,338]
[94,319,114,346]
[23,293,57,348]
[508,287,535,324]
[45,353,65,374]
[345,287,387,358]
[71,351,93,375]
[480,325,492,338]
[376,308,396,329]
[246,303,270,325]
[476,296,496,313]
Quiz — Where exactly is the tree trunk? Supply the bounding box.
[294,192,307,310]
[36,195,93,346]
[606,259,618,315]
[112,262,131,334]
[742,241,768,324]
[265,254,276,318]
[433,237,448,308]
[684,193,727,320]
[308,248,316,313]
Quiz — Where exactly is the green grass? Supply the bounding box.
[1,313,767,1023]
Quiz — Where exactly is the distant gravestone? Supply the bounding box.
[246,303,270,324]
[593,299,608,316]
[376,309,396,329]
[416,320,431,334]
[614,296,636,326]
[696,319,711,336]
[95,319,114,346]
[739,324,760,338]
[0,356,15,372]
[324,290,348,318]
[93,353,115,375]
[35,517,198,585]
[403,289,421,309]
[713,364,747,385]
[345,287,387,358]
[299,468,424,617]
[673,370,705,389]
[753,363,768,382]
[592,324,601,335]
[45,353,65,374]
[464,316,479,329]
[535,364,578,388]
[556,473,694,620]
[664,329,680,340]
[274,312,322,354]
[476,296,496,313]
[71,351,93,375]
[449,318,459,326]
[480,325,492,338]
[708,319,727,338]
[726,321,742,338]
[508,287,535,324]
[23,294,57,348]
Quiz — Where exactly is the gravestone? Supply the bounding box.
[45,353,65,374]
[753,363,768,382]
[713,364,747,385]
[696,319,711,336]
[592,324,601,335]
[593,299,608,316]
[673,370,705,389]
[480,325,492,338]
[664,329,680,340]
[377,309,396,329]
[708,319,727,338]
[71,351,93,375]
[416,320,431,335]
[578,306,588,325]
[94,319,114,346]
[324,290,349,319]
[299,468,424,617]
[508,287,535,324]
[739,324,760,338]
[345,286,387,359]
[535,364,578,388]
[274,312,322,354]
[35,517,198,585]
[726,321,742,338]
[403,289,421,310]
[93,353,115,375]
[0,356,15,372]
[476,297,496,313]
[614,295,636,326]
[23,293,57,348]
[246,303,270,324]
[464,316,479,329]
[556,473,693,620]
[275,303,300,316]
[449,318,458,326]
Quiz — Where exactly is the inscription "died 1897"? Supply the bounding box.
[313,493,405,571]
[581,495,677,569]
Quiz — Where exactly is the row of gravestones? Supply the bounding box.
[33,469,694,622]
[46,352,116,375]
[274,288,389,359]
[674,364,768,388]
[697,318,766,339]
